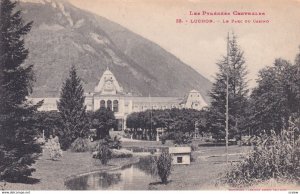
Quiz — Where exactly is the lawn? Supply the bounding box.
[149,145,252,190]
[2,148,138,190]
[123,139,253,190]
[3,139,297,190]
[1,139,248,190]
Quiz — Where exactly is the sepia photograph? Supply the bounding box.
[0,0,300,192]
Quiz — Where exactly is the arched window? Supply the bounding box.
[107,100,112,111]
[100,100,105,108]
[113,100,119,112]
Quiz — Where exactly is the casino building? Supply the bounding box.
[30,68,207,130]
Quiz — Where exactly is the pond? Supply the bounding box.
[65,157,158,190]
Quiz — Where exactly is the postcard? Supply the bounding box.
[0,0,300,192]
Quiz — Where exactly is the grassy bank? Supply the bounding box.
[2,149,138,190]
[148,145,252,190]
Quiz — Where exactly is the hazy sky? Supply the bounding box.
[69,0,300,87]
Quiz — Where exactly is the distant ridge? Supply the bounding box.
[19,0,212,103]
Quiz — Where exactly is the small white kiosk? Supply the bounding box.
[169,147,191,165]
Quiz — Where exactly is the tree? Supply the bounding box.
[57,65,88,150]
[94,139,112,165]
[249,58,300,135]
[0,0,43,182]
[126,112,140,139]
[34,111,62,138]
[126,108,207,142]
[91,107,116,139]
[209,34,249,140]
[157,152,172,184]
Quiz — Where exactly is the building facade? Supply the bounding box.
[30,68,207,130]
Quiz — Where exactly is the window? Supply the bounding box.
[107,100,112,110]
[100,100,105,108]
[113,100,119,112]
[177,157,183,163]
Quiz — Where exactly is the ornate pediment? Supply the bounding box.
[94,67,123,95]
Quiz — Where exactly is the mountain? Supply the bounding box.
[19,0,212,103]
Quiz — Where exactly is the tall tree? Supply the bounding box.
[91,107,116,139]
[293,47,300,117]
[209,34,249,140]
[0,0,43,182]
[249,57,300,135]
[57,65,88,150]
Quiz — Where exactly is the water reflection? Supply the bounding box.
[65,158,158,190]
[135,156,158,177]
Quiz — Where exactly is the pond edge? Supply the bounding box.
[63,156,140,189]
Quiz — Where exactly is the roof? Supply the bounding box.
[94,68,123,93]
[128,96,182,103]
[189,89,200,93]
[169,147,191,154]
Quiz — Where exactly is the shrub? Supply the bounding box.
[157,152,173,184]
[88,140,100,152]
[108,136,122,150]
[94,141,112,165]
[221,120,300,187]
[163,132,192,145]
[173,132,192,145]
[111,149,133,158]
[46,136,63,161]
[70,137,90,152]
[191,144,198,151]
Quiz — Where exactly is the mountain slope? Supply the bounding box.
[19,0,212,102]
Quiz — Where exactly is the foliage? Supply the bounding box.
[126,108,208,140]
[161,131,192,145]
[171,132,192,145]
[70,137,90,152]
[0,0,43,182]
[94,139,112,165]
[34,111,62,138]
[107,136,122,149]
[248,57,300,135]
[222,118,300,187]
[209,34,249,140]
[111,149,133,158]
[45,136,63,161]
[90,108,117,140]
[57,65,88,150]
[157,152,173,184]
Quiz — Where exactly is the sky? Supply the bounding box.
[68,0,300,88]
